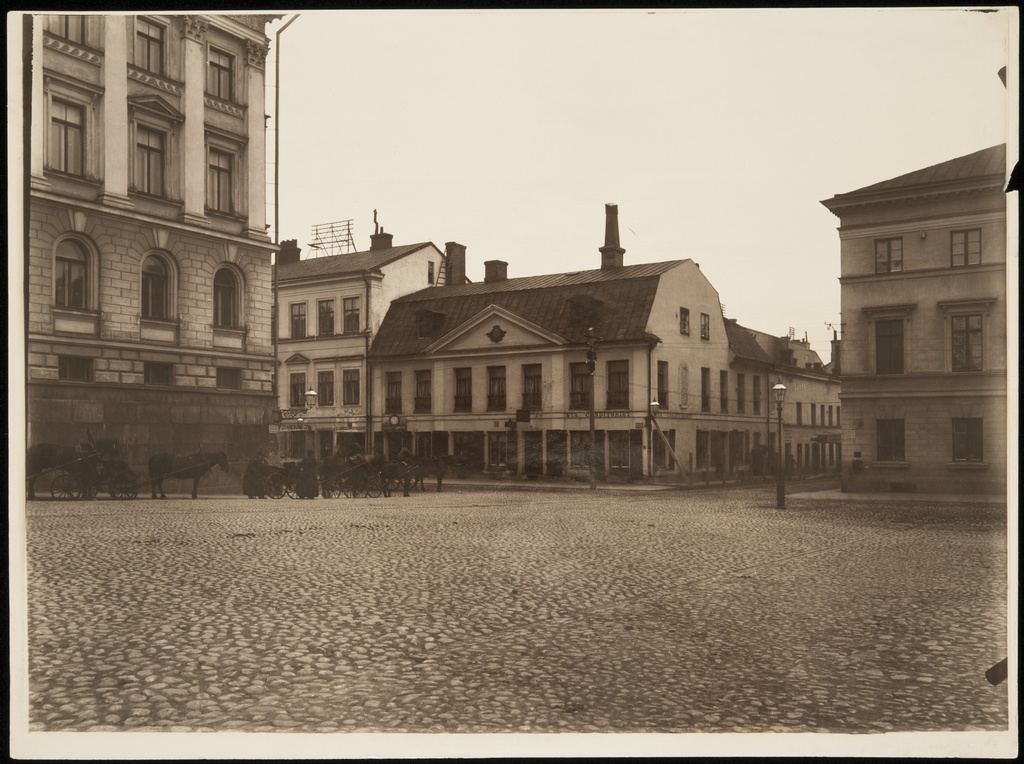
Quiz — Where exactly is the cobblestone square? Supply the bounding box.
[16,484,1011,754]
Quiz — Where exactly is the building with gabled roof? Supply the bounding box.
[822,144,1008,494]
[367,204,841,482]
[272,230,448,458]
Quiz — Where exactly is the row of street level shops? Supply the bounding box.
[271,411,842,482]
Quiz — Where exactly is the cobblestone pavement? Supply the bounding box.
[22,485,1009,736]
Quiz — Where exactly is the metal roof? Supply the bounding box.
[725,320,773,365]
[371,261,686,358]
[277,242,437,282]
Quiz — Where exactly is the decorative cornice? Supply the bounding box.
[233,14,282,33]
[825,183,1005,215]
[205,95,246,119]
[182,15,209,43]
[42,33,102,66]
[245,40,269,70]
[127,65,183,96]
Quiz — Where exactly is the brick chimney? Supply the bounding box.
[278,238,301,265]
[599,203,625,270]
[370,230,394,251]
[484,260,508,283]
[831,330,842,377]
[445,241,467,286]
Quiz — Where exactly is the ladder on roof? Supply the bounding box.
[435,253,449,286]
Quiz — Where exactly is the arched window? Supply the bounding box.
[141,255,170,319]
[55,238,88,308]
[213,267,240,328]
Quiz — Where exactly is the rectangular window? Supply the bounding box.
[415,370,432,413]
[342,369,360,405]
[700,313,710,341]
[657,361,669,406]
[207,47,234,100]
[719,370,728,412]
[454,368,472,412]
[207,148,233,213]
[753,375,761,415]
[47,15,85,43]
[487,366,507,411]
[952,315,982,372]
[607,360,629,409]
[522,364,542,410]
[951,229,981,267]
[876,319,904,374]
[343,297,360,334]
[135,126,164,196]
[736,373,745,413]
[135,19,164,75]
[317,370,335,406]
[570,432,590,468]
[58,356,92,381]
[487,432,508,469]
[317,299,334,336]
[55,249,87,309]
[952,418,983,462]
[216,366,241,389]
[144,361,173,386]
[427,261,435,284]
[608,431,630,470]
[700,367,711,412]
[811,404,817,426]
[876,419,905,461]
[289,373,306,407]
[796,402,803,426]
[828,405,833,427]
[820,405,825,427]
[290,303,307,339]
[385,372,402,414]
[836,407,841,427]
[679,307,690,336]
[874,238,903,273]
[570,363,590,410]
[50,100,84,176]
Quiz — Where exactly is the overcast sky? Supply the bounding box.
[265,8,1014,360]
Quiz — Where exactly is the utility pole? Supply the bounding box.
[585,327,600,490]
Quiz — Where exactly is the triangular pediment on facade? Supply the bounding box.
[128,95,185,123]
[424,304,569,354]
[284,353,311,365]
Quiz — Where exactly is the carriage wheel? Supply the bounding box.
[342,483,357,498]
[110,475,139,500]
[285,481,299,499]
[51,472,84,500]
[265,473,287,500]
[364,475,384,499]
[325,478,344,499]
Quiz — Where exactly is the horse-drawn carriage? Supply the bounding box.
[27,436,229,501]
[27,435,139,501]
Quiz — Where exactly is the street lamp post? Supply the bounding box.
[773,383,787,509]
[649,400,659,478]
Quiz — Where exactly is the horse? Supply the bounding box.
[148,451,229,499]
[406,455,453,493]
[26,443,103,500]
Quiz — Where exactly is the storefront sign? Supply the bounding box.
[565,411,637,418]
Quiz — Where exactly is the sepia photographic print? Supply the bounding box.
[8,7,1019,759]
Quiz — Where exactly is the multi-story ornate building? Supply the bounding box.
[822,144,1008,494]
[26,13,280,481]
[367,205,841,482]
[272,232,447,459]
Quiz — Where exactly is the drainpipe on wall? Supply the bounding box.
[647,342,653,480]
[363,273,373,455]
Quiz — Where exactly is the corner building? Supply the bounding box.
[822,144,1008,495]
[368,205,841,481]
[26,14,279,474]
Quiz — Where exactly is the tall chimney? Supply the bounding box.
[831,330,842,377]
[370,229,394,251]
[278,238,301,265]
[599,203,625,270]
[445,241,467,285]
[484,260,508,283]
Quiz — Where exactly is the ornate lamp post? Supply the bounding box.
[773,383,787,508]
